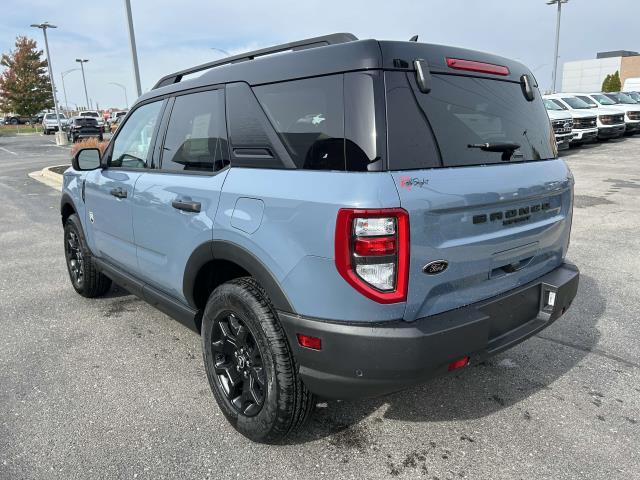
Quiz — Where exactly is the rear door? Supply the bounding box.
[84,100,165,271]
[383,63,573,322]
[131,88,230,302]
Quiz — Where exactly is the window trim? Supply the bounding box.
[152,86,229,177]
[103,97,169,172]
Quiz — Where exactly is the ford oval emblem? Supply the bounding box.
[423,260,448,275]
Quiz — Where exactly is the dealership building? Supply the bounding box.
[561,50,640,92]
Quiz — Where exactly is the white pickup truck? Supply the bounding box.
[544,94,625,140]
[543,102,574,149]
[543,97,598,145]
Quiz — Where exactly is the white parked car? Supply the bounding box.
[544,94,625,140]
[571,93,640,135]
[78,111,106,131]
[41,112,68,135]
[543,98,598,145]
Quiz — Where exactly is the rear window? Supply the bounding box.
[80,112,99,117]
[75,118,97,126]
[386,72,555,169]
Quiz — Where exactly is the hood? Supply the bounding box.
[547,110,572,121]
[567,109,598,119]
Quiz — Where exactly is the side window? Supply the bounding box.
[161,89,229,172]
[110,101,163,169]
[254,75,345,170]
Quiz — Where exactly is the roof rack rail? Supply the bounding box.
[152,32,358,90]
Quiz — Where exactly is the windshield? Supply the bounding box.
[573,96,597,108]
[611,92,638,104]
[544,99,564,111]
[562,97,592,109]
[550,99,568,110]
[592,94,616,106]
[627,92,640,102]
[44,113,66,120]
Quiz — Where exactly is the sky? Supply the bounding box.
[1,0,639,110]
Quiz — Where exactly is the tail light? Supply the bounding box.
[335,208,409,303]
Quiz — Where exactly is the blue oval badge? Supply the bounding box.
[423,260,448,275]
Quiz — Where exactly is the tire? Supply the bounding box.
[10,118,18,125]
[63,214,112,298]
[98,135,104,142]
[202,277,314,443]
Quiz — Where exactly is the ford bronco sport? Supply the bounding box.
[61,33,579,443]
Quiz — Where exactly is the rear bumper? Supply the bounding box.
[279,262,579,399]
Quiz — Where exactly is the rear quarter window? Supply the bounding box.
[253,74,383,171]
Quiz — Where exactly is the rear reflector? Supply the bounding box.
[448,356,470,371]
[446,58,510,76]
[297,334,322,351]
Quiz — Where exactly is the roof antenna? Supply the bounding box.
[409,35,419,42]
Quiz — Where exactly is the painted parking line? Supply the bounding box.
[0,147,18,156]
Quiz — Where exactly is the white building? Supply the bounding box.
[561,51,640,93]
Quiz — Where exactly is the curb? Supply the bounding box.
[28,165,67,191]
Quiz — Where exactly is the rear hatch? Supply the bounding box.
[379,42,574,321]
[73,118,101,135]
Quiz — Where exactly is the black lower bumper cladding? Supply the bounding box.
[279,262,579,399]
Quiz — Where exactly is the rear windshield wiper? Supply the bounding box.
[468,142,521,161]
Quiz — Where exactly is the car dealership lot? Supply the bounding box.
[1,135,639,479]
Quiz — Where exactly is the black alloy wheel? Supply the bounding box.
[210,311,266,417]
[65,229,84,288]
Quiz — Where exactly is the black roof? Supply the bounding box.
[137,33,534,105]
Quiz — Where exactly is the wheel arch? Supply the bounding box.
[60,193,77,225]
[184,240,295,314]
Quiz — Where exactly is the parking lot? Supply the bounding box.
[1,133,639,479]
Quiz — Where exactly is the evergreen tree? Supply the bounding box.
[0,36,53,116]
[609,71,622,92]
[601,74,611,92]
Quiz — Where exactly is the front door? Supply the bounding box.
[84,100,165,271]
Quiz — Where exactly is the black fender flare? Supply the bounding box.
[183,240,295,314]
[60,192,78,223]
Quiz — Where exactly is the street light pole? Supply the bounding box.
[108,82,129,108]
[75,59,90,110]
[124,0,142,97]
[61,68,79,113]
[547,0,568,93]
[31,22,66,145]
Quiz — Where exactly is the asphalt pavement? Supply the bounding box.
[1,134,639,480]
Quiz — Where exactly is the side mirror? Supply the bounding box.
[72,148,102,171]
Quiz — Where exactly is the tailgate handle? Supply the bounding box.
[493,256,534,276]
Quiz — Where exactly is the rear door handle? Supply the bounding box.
[172,199,201,213]
[110,187,127,199]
